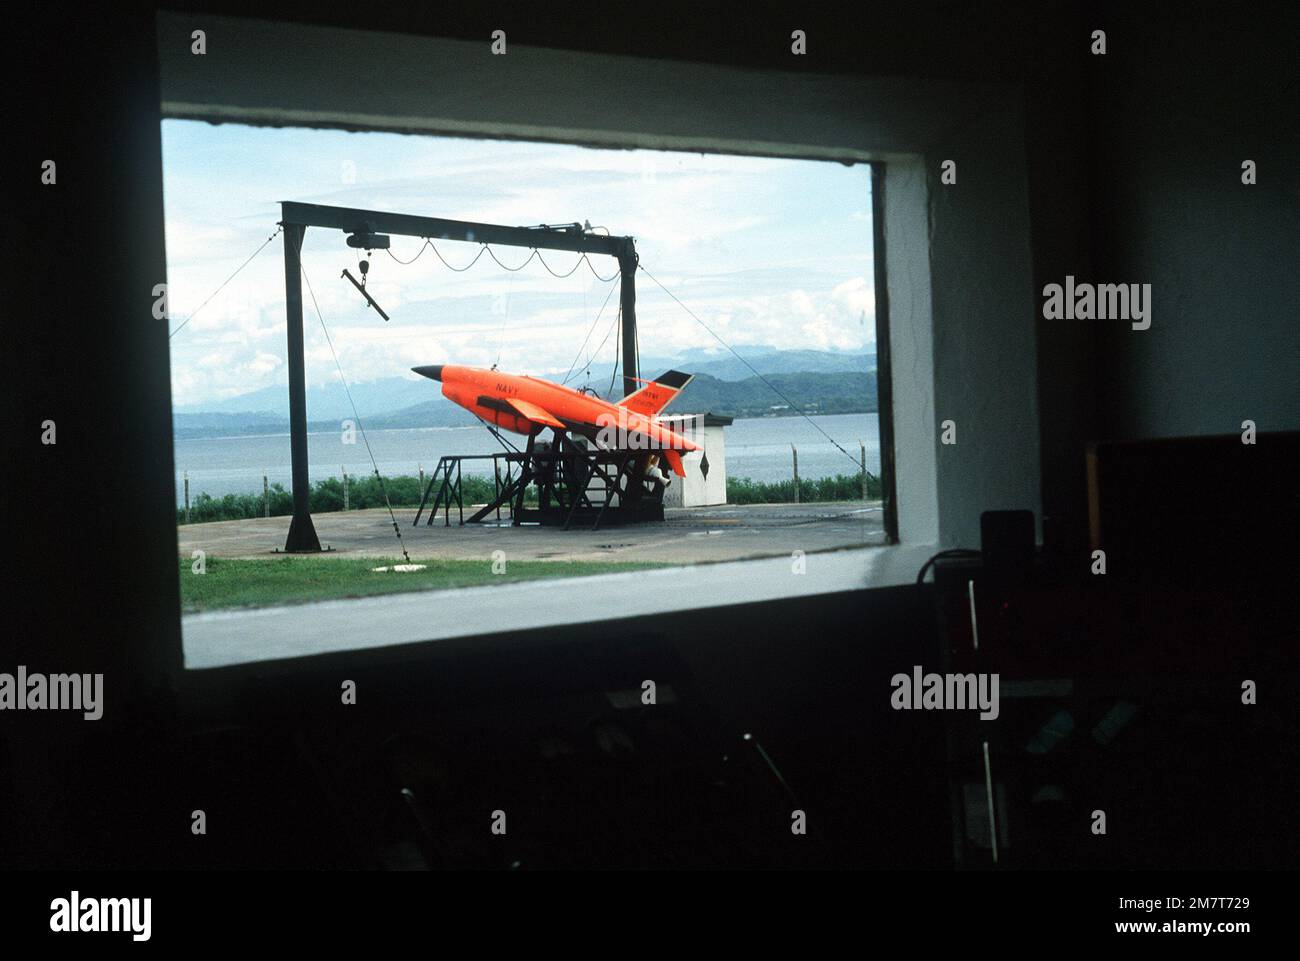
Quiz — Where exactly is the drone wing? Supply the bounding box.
[504,396,566,430]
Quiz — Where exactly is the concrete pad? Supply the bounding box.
[177,502,886,565]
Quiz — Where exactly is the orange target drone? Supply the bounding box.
[413,364,703,483]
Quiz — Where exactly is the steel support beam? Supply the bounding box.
[281,222,322,552]
[618,241,639,397]
[279,202,626,258]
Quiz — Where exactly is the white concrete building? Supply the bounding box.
[654,413,733,507]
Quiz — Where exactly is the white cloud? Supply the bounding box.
[163,124,875,406]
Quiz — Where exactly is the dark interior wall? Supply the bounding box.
[8,6,179,868]
[1025,7,1098,553]
[13,13,179,687]
[1090,2,1300,441]
[9,0,1291,870]
[22,2,1293,701]
[6,1,1084,870]
[147,0,1079,81]
[10,1,1101,706]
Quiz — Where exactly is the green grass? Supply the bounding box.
[180,555,668,613]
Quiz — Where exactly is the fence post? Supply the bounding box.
[183,471,190,523]
[792,445,800,504]
[342,467,349,511]
[860,440,868,500]
[263,474,269,517]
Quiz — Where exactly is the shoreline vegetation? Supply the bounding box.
[176,471,883,525]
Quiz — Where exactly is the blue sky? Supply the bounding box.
[162,120,875,407]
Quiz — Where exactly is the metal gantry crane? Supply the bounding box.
[276,201,640,552]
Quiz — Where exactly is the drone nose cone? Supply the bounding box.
[412,365,444,382]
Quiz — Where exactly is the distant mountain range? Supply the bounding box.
[666,371,877,420]
[173,377,434,422]
[639,347,875,383]
[173,347,877,438]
